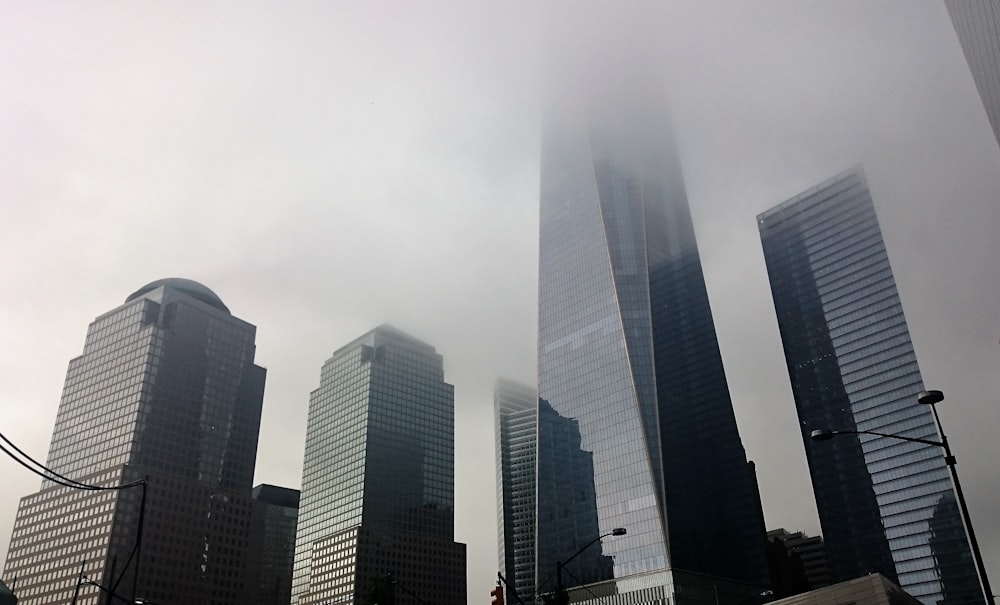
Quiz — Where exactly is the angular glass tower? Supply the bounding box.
[291,325,466,605]
[945,0,1000,151]
[495,378,538,605]
[3,278,266,605]
[536,70,769,602]
[757,166,983,605]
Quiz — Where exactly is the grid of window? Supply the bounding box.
[536,84,768,593]
[494,378,537,604]
[3,470,119,604]
[2,279,266,605]
[758,166,982,605]
[292,326,465,605]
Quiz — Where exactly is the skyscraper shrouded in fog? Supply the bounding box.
[494,379,537,605]
[291,325,466,605]
[945,0,1000,151]
[2,278,267,605]
[535,59,769,604]
[757,166,983,605]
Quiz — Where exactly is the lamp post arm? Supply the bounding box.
[560,533,607,569]
[835,429,944,448]
[555,530,622,605]
[820,404,993,604]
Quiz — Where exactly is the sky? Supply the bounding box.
[1,1,999,603]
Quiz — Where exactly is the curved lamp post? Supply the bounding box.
[555,528,627,605]
[810,389,992,605]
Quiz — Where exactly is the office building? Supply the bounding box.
[535,62,769,603]
[291,325,466,605]
[2,278,267,605]
[246,484,300,605]
[767,529,831,592]
[757,167,982,605]
[945,0,1000,150]
[494,379,537,605]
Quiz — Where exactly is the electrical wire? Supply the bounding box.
[560,566,603,603]
[2,430,148,601]
[388,574,430,605]
[0,440,100,490]
[0,431,97,489]
[0,431,144,491]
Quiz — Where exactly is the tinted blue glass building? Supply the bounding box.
[757,166,983,605]
[536,70,769,602]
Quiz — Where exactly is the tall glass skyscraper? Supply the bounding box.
[495,379,538,605]
[945,0,1000,151]
[757,166,983,605]
[3,278,267,605]
[536,67,769,603]
[291,325,466,605]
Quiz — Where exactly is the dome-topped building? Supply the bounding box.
[3,275,265,604]
[125,277,230,313]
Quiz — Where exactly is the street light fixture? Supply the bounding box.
[810,389,992,605]
[554,528,627,605]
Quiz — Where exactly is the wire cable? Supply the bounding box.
[0,441,100,490]
[1,430,148,599]
[389,574,429,605]
[0,431,97,489]
[0,431,145,491]
[560,567,603,603]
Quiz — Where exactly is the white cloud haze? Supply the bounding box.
[1,2,998,603]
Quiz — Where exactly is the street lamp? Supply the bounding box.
[554,528,627,605]
[809,389,992,605]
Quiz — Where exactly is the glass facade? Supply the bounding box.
[536,73,769,600]
[2,278,266,605]
[246,484,301,605]
[291,325,466,605]
[946,0,1000,151]
[757,167,983,605]
[495,378,538,605]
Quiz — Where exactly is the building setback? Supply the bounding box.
[535,58,769,603]
[246,484,300,605]
[945,0,1000,151]
[757,167,982,605]
[2,278,266,605]
[291,325,466,605]
[494,379,537,605]
[767,529,831,593]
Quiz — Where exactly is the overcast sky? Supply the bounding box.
[1,2,999,602]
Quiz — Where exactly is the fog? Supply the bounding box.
[1,2,998,602]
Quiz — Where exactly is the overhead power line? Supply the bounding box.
[0,431,144,491]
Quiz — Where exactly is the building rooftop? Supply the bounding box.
[125,278,230,313]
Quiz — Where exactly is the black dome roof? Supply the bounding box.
[125,278,230,313]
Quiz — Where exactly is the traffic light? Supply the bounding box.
[491,585,505,605]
